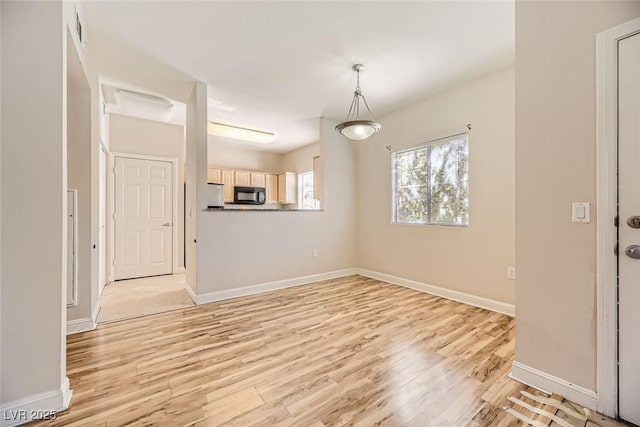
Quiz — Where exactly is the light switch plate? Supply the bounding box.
[572,202,590,223]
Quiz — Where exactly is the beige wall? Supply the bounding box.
[207,139,320,176]
[1,0,68,404]
[186,82,208,294]
[207,139,284,173]
[282,142,320,174]
[67,40,92,322]
[515,1,640,391]
[355,67,515,304]
[110,114,186,270]
[196,118,355,293]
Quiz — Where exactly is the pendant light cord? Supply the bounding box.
[346,67,375,121]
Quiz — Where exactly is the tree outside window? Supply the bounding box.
[392,134,469,226]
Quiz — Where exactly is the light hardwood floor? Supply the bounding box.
[29,275,617,426]
[97,274,194,324]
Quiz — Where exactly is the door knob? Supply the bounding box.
[625,245,640,259]
[162,222,172,227]
[627,216,640,228]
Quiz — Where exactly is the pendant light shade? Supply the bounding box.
[335,64,381,141]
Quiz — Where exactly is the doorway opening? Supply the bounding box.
[96,82,193,323]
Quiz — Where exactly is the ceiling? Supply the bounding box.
[82,1,514,153]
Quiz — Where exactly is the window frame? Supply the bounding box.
[298,170,319,210]
[391,132,470,227]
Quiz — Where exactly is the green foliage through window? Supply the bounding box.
[392,133,469,226]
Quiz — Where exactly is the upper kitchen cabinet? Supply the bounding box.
[234,171,251,187]
[278,172,297,204]
[207,168,221,184]
[250,172,266,188]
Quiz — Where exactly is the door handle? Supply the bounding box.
[627,216,640,228]
[625,244,640,259]
[162,222,172,227]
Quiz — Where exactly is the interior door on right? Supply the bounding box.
[618,31,640,426]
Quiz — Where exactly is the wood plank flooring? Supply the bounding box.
[97,274,194,324]
[26,275,603,426]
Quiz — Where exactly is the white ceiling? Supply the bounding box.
[82,1,514,153]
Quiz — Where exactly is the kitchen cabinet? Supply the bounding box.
[278,172,297,204]
[265,174,278,203]
[235,171,251,187]
[221,170,234,203]
[250,172,266,188]
[207,168,221,184]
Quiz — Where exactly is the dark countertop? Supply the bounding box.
[205,207,323,212]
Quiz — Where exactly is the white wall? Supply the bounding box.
[186,83,208,294]
[207,139,284,173]
[1,0,69,409]
[355,67,515,305]
[109,114,186,270]
[67,36,93,322]
[196,118,355,293]
[515,1,640,393]
[282,142,320,174]
[0,1,3,405]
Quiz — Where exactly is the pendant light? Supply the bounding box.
[335,64,381,140]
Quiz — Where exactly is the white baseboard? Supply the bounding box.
[0,377,72,427]
[356,269,515,317]
[195,268,358,305]
[91,300,101,323]
[66,318,96,335]
[174,267,186,274]
[184,284,197,304]
[510,361,597,410]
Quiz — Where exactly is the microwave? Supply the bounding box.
[234,186,266,205]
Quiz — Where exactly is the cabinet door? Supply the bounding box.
[266,174,278,203]
[221,170,234,203]
[207,168,221,184]
[235,171,250,187]
[278,172,297,204]
[250,172,266,188]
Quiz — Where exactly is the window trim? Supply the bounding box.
[390,132,469,227]
[298,170,319,210]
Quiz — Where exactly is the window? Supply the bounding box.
[392,133,469,226]
[298,171,319,210]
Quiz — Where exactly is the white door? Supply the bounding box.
[114,156,173,280]
[99,147,107,295]
[618,31,640,426]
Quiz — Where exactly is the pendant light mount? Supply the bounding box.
[335,64,381,141]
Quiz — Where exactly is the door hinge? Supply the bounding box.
[614,216,619,227]
[614,242,619,256]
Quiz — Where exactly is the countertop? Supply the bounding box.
[206,207,323,212]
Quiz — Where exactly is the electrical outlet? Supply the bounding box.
[506,266,516,280]
[312,248,318,258]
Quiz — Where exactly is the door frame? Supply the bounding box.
[107,152,179,282]
[98,143,108,296]
[596,17,640,418]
